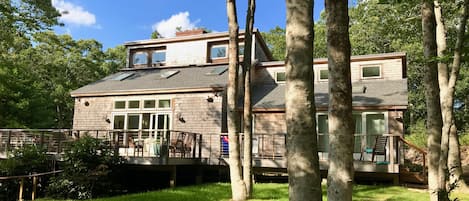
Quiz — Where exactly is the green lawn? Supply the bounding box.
[39,183,469,201]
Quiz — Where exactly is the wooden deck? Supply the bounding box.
[0,129,424,177]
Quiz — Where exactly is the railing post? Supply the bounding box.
[192,133,196,158]
[198,135,202,159]
[57,133,62,153]
[32,176,37,200]
[40,132,45,149]
[18,178,24,201]
[6,131,11,154]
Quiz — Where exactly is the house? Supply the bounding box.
[70,29,409,180]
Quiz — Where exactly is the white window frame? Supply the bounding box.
[151,50,166,65]
[157,99,172,109]
[360,64,382,79]
[318,68,329,81]
[274,71,286,83]
[210,44,228,59]
[127,100,141,110]
[114,100,126,110]
[142,99,157,110]
[132,52,148,65]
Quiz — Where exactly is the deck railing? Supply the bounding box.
[0,129,203,159]
[1,129,411,167]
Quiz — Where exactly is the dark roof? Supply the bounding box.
[71,65,228,97]
[252,79,408,110]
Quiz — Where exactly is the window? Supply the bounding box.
[319,69,328,80]
[128,100,140,109]
[210,45,227,59]
[361,65,381,79]
[144,100,156,109]
[133,52,148,65]
[110,72,134,81]
[365,113,385,148]
[206,66,228,76]
[152,50,166,64]
[114,101,125,109]
[239,45,245,56]
[353,114,363,153]
[113,115,125,129]
[127,114,140,129]
[275,72,286,83]
[158,99,171,108]
[317,114,329,152]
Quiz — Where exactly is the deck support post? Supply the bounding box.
[195,166,203,184]
[170,166,177,188]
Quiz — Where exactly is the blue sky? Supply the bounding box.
[52,0,326,50]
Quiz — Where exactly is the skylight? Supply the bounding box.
[158,70,179,79]
[110,72,134,81]
[205,66,228,76]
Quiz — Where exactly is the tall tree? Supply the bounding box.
[325,0,354,201]
[226,0,247,200]
[421,0,446,200]
[434,0,469,190]
[285,0,322,200]
[242,0,256,198]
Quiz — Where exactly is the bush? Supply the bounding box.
[47,136,122,200]
[0,145,53,201]
[407,120,427,148]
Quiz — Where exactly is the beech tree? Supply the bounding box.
[226,0,247,200]
[421,0,446,200]
[285,0,322,200]
[242,0,256,198]
[325,0,354,200]
[434,0,469,191]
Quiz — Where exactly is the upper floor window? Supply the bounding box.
[152,50,166,65]
[318,69,328,81]
[275,71,286,83]
[361,65,381,79]
[133,52,148,65]
[238,44,245,56]
[210,45,227,59]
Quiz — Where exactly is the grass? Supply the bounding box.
[38,183,469,201]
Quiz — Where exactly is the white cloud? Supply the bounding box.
[152,12,199,38]
[52,0,96,27]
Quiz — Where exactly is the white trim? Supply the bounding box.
[210,44,228,59]
[317,68,329,81]
[360,64,382,79]
[274,71,286,83]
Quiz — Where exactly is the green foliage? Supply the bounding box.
[459,132,469,146]
[0,145,53,201]
[47,136,122,200]
[261,26,286,60]
[407,120,428,148]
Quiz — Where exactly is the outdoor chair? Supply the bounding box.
[169,132,186,157]
[360,135,388,162]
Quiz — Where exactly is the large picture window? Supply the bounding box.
[133,52,148,65]
[152,50,166,64]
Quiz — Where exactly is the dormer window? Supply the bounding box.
[210,45,227,59]
[133,52,148,65]
[152,50,166,65]
[361,65,382,79]
[275,71,286,83]
[318,69,328,81]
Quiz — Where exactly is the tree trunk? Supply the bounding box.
[421,1,445,200]
[227,1,247,200]
[243,0,256,198]
[285,0,322,201]
[325,1,354,201]
[447,0,469,191]
[434,2,450,198]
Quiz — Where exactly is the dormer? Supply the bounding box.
[123,29,273,69]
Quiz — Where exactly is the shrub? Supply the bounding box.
[407,120,427,148]
[47,136,122,200]
[0,145,52,201]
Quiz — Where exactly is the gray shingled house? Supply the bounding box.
[71,29,408,180]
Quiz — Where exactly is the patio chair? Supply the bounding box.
[360,135,388,162]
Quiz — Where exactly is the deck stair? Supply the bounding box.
[398,136,428,186]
